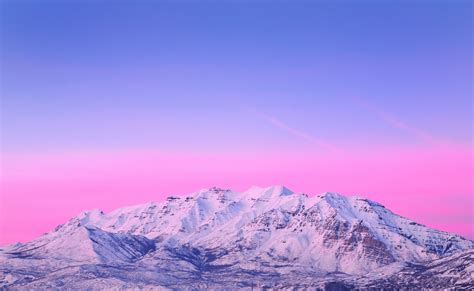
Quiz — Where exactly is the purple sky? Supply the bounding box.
[0,1,472,244]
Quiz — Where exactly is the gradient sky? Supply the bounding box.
[0,1,473,244]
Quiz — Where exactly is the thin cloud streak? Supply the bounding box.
[251,110,340,152]
[353,97,436,143]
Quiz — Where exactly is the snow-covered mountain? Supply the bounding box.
[1,186,473,289]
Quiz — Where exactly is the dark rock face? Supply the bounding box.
[321,212,351,247]
[351,222,395,264]
[247,209,292,231]
[241,203,397,269]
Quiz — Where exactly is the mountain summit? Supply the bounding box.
[1,186,473,289]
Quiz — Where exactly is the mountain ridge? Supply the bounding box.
[1,185,473,289]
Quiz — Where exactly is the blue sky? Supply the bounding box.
[1,1,472,152]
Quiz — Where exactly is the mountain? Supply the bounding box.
[1,186,473,289]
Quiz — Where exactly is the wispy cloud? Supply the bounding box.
[250,109,340,152]
[353,97,436,143]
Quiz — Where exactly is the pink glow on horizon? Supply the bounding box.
[1,144,473,244]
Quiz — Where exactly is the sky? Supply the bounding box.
[0,0,472,244]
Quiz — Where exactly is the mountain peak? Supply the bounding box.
[265,185,294,196]
[245,185,294,197]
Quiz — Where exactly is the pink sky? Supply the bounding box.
[1,144,472,244]
[2,0,473,248]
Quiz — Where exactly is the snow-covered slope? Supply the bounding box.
[1,186,473,289]
[365,249,474,288]
[2,225,155,264]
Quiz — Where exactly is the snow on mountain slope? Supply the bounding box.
[364,249,474,288]
[51,186,469,268]
[1,225,155,264]
[1,185,473,288]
